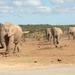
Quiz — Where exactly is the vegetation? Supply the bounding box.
[19,24,75,33]
[20,24,75,40]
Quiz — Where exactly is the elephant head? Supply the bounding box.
[4,22,16,37]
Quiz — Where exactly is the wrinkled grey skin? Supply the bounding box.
[0,23,22,54]
[45,28,52,41]
[68,27,75,39]
[51,27,63,47]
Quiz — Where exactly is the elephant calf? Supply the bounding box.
[51,27,63,47]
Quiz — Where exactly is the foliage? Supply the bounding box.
[19,24,52,33]
[19,24,75,33]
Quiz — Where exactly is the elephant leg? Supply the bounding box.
[46,34,49,41]
[17,46,19,52]
[53,37,55,45]
[4,36,9,54]
[5,36,14,54]
[70,33,74,39]
[0,42,5,48]
[54,36,59,48]
[56,36,59,44]
[46,34,50,41]
[13,43,17,53]
[73,33,75,39]
[69,34,71,39]
[48,34,50,41]
[0,36,5,48]
[68,33,70,40]
[13,43,20,53]
[73,36,75,39]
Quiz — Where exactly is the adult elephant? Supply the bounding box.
[45,28,52,41]
[0,24,5,48]
[51,27,63,47]
[0,22,22,54]
[68,27,75,39]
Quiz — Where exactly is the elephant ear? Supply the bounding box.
[8,26,16,37]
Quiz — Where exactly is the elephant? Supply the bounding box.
[0,22,22,54]
[45,28,52,41]
[51,27,63,47]
[0,24,5,48]
[68,27,75,39]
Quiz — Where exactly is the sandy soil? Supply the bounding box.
[0,35,75,70]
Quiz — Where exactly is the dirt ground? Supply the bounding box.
[0,35,75,70]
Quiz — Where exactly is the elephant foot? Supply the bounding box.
[57,42,59,44]
[55,45,58,48]
[13,48,20,53]
[3,54,10,57]
[13,53,19,57]
[2,52,10,57]
[13,50,18,53]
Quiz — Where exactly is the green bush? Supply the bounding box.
[19,24,75,34]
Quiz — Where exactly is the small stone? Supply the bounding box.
[57,59,62,62]
[34,61,37,63]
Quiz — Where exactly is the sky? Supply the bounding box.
[0,0,75,25]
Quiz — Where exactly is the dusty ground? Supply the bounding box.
[0,35,75,70]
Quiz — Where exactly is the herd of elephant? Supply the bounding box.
[0,22,22,55]
[0,22,75,55]
[45,27,75,47]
